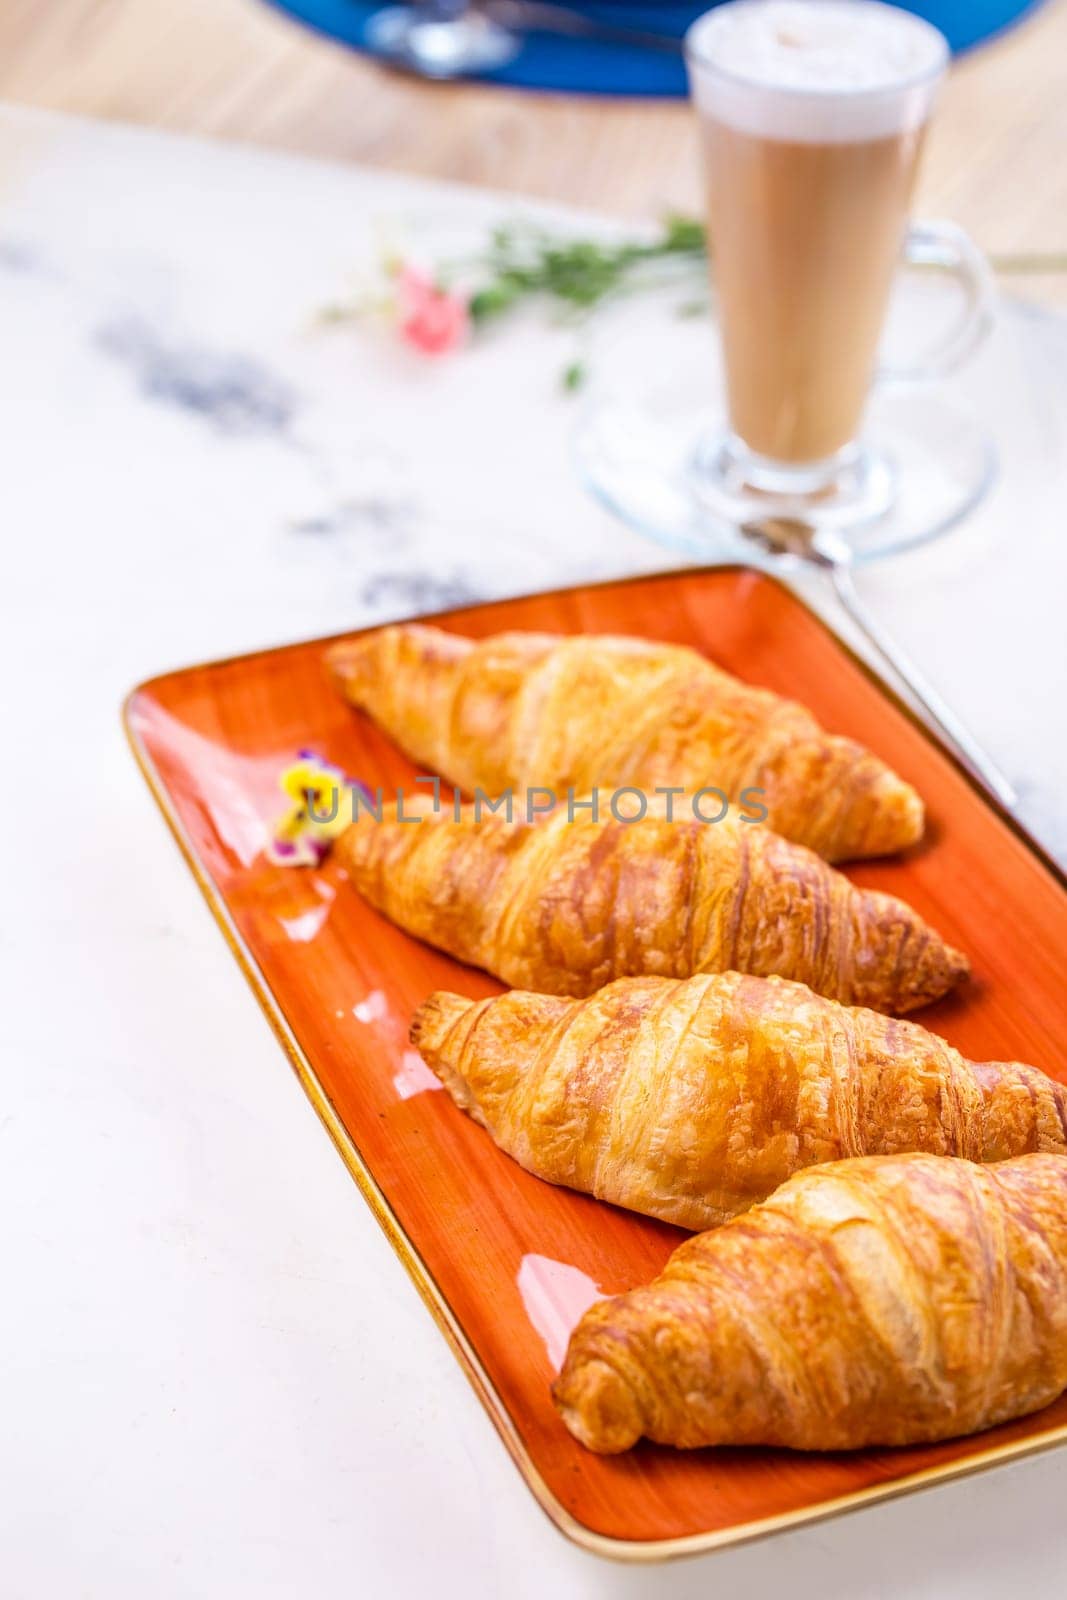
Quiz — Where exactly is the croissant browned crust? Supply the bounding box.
[410,973,1067,1230]
[326,624,923,862]
[553,1152,1067,1453]
[338,804,966,1012]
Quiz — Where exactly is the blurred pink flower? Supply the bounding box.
[395,264,470,356]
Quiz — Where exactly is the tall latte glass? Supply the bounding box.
[685,0,992,524]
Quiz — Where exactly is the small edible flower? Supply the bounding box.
[267,750,355,868]
[394,263,470,356]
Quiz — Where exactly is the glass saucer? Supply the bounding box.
[573,289,998,569]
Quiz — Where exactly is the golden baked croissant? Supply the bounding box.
[339,803,965,1011]
[410,972,1067,1230]
[326,624,924,861]
[553,1151,1067,1453]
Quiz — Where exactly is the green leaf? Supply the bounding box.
[662,215,707,254]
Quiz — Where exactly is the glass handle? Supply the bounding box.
[878,220,996,385]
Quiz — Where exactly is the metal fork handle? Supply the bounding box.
[483,0,683,52]
[830,565,1018,811]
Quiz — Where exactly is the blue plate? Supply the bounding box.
[262,0,1046,96]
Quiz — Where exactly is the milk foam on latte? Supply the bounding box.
[688,0,948,142]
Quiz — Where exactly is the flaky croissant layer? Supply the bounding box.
[327,624,924,862]
[411,972,1067,1230]
[339,804,966,1012]
[553,1152,1067,1453]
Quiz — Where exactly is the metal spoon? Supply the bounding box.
[741,518,1018,810]
[367,0,681,78]
[366,2,520,79]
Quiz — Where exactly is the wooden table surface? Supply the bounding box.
[2,0,1064,303]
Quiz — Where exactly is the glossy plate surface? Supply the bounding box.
[125,568,1067,1559]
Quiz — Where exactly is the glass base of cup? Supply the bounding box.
[575,388,996,568]
[689,432,896,530]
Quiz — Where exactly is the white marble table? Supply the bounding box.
[2,103,1066,1599]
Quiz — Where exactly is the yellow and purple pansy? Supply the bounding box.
[267,750,369,867]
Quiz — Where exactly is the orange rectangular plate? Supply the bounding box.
[125,567,1067,1560]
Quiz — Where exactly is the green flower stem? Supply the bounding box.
[467,215,707,326]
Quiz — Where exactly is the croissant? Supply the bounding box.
[326,624,924,861]
[410,972,1067,1230]
[338,803,965,1012]
[553,1151,1067,1453]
